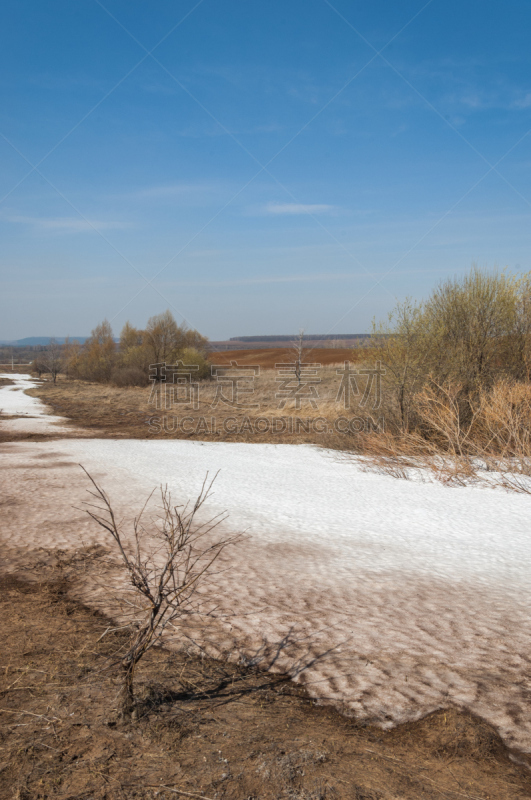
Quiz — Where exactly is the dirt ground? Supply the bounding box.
[1,566,530,800]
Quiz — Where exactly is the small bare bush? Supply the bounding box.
[359,377,531,490]
[414,381,475,457]
[111,366,148,387]
[477,380,531,458]
[81,467,240,720]
[475,380,531,492]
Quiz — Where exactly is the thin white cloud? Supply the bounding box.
[118,182,227,204]
[129,183,215,199]
[4,215,129,233]
[446,88,531,112]
[513,92,531,109]
[160,264,462,289]
[163,271,371,288]
[264,203,337,215]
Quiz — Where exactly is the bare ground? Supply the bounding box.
[1,567,530,800]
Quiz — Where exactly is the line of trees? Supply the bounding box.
[34,311,210,385]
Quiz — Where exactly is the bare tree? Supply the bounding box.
[290,329,306,386]
[41,339,63,383]
[32,356,46,378]
[81,467,239,721]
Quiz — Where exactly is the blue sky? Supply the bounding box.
[1,0,530,340]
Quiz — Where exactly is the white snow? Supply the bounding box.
[1,373,531,752]
[0,373,72,433]
[53,437,531,587]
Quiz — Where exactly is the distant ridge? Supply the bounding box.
[0,337,121,346]
[210,333,372,351]
[0,337,89,347]
[16,337,89,346]
[230,334,370,342]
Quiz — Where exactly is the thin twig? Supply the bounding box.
[0,709,61,722]
[146,787,216,800]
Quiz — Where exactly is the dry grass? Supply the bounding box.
[28,357,380,450]
[353,379,531,491]
[1,563,529,800]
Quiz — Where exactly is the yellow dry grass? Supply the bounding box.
[30,362,381,449]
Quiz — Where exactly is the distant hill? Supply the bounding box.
[229,334,370,342]
[0,337,123,346]
[210,334,372,351]
[12,337,90,346]
[1,333,373,350]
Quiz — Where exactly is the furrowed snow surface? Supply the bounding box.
[1,375,531,751]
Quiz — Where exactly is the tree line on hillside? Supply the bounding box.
[33,311,209,385]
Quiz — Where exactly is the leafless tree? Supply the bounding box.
[32,357,46,378]
[290,329,307,386]
[81,467,240,720]
[41,338,63,383]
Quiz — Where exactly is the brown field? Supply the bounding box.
[210,347,367,368]
[0,365,33,374]
[26,356,378,448]
[1,566,529,800]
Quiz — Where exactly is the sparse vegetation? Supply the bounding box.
[81,469,240,721]
[3,268,531,797]
[364,266,531,487]
[28,352,373,448]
